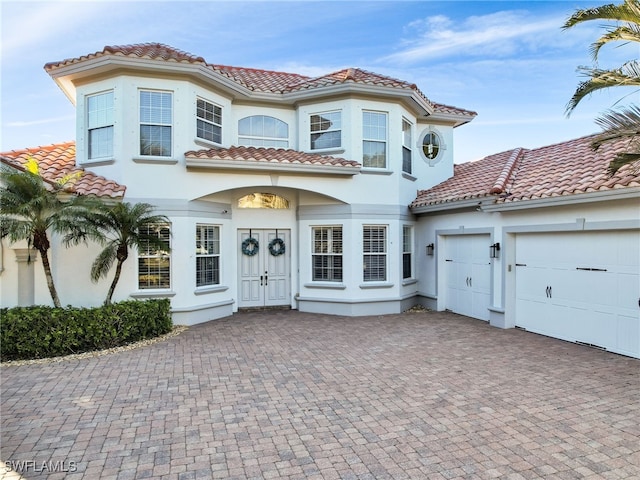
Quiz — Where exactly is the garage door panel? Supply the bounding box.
[445,235,491,321]
[515,230,639,359]
[618,314,640,355]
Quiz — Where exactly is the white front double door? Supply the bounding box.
[238,229,291,308]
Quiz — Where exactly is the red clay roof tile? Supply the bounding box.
[0,143,125,199]
[411,134,640,209]
[185,146,361,169]
[45,43,475,119]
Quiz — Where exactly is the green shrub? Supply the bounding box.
[0,299,172,361]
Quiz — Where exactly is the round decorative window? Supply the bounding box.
[417,127,446,165]
[422,132,440,160]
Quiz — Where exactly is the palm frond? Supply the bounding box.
[565,62,640,114]
[90,243,118,282]
[563,1,640,30]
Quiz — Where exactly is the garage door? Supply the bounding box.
[444,234,492,321]
[515,230,640,358]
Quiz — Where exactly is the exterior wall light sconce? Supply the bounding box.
[426,243,435,256]
[490,242,501,259]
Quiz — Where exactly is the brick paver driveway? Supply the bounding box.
[1,310,639,479]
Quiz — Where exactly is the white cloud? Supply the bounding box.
[382,10,565,64]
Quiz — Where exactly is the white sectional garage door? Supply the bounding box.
[444,234,492,321]
[515,230,640,358]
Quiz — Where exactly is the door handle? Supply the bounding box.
[549,286,552,298]
[469,277,472,288]
[264,271,268,285]
[260,275,263,286]
[465,277,469,286]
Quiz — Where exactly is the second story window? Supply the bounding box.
[310,111,341,150]
[402,119,412,174]
[140,90,172,157]
[87,91,114,160]
[363,111,387,168]
[196,98,222,144]
[238,115,288,148]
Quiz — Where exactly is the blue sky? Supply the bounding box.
[1,0,637,164]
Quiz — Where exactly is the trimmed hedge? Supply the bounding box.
[0,299,172,361]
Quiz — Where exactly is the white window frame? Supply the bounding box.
[362,111,387,169]
[402,119,412,174]
[87,90,114,161]
[312,226,343,282]
[310,111,341,150]
[139,90,173,157]
[363,225,387,282]
[196,98,222,144]
[196,224,221,287]
[402,225,413,280]
[238,115,288,148]
[138,223,171,290]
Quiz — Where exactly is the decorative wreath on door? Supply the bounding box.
[241,237,259,256]
[268,238,286,256]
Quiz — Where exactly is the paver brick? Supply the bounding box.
[1,310,639,479]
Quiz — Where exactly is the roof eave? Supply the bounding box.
[410,196,495,214]
[185,158,360,176]
[46,55,252,103]
[284,83,433,115]
[427,111,477,128]
[482,187,640,211]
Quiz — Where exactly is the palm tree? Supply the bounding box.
[563,0,640,174]
[0,159,90,307]
[68,202,169,305]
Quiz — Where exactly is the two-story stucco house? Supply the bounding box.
[1,43,638,358]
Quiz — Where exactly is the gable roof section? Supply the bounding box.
[0,142,125,199]
[411,135,640,212]
[185,146,361,175]
[44,43,475,122]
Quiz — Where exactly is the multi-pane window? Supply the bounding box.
[238,115,288,148]
[138,224,171,289]
[363,225,387,282]
[196,225,220,287]
[196,98,222,144]
[402,119,412,174]
[87,91,114,160]
[140,90,172,157]
[312,226,343,282]
[310,111,341,150]
[363,111,387,168]
[402,225,413,279]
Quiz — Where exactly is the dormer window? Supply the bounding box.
[310,111,341,150]
[196,98,222,144]
[87,91,114,160]
[140,90,172,157]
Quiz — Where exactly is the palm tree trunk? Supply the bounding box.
[105,259,124,305]
[38,247,61,308]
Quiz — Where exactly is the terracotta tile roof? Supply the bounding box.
[185,146,361,169]
[0,142,125,199]
[500,135,640,203]
[44,43,475,118]
[411,135,640,209]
